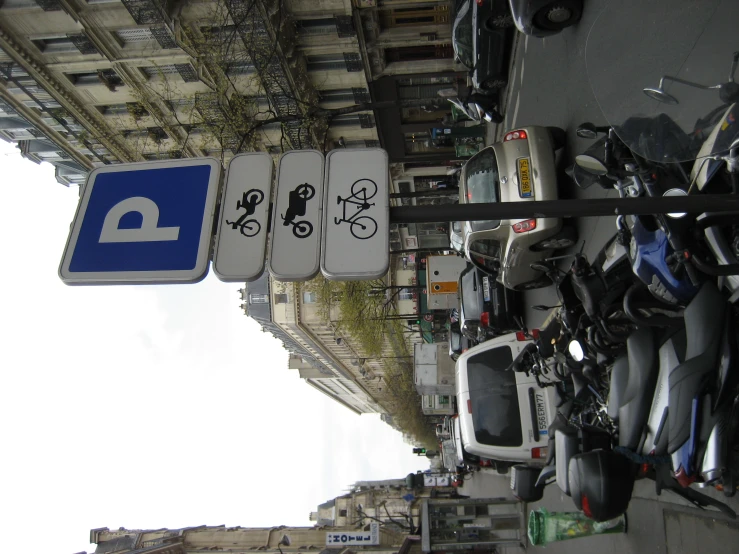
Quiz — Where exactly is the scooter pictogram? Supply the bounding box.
[226,188,264,237]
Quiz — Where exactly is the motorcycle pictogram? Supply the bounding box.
[281,183,315,238]
[226,188,264,237]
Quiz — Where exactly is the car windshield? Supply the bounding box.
[452,2,474,69]
[467,346,522,447]
[463,148,501,230]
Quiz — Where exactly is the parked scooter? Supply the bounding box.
[512,0,739,521]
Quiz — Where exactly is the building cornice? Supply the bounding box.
[0,86,94,171]
[0,23,135,162]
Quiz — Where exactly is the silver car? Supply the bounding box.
[459,126,576,290]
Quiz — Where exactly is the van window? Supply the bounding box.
[467,346,523,447]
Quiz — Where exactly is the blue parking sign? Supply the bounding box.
[59,158,221,285]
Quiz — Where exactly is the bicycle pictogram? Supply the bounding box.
[334,178,378,240]
[226,188,264,237]
[281,183,315,238]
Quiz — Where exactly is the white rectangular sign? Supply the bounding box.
[213,153,274,282]
[326,523,379,546]
[321,148,389,280]
[267,150,324,281]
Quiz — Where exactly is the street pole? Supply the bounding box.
[389,195,739,223]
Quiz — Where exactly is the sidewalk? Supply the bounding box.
[463,468,739,553]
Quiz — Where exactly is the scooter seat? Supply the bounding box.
[668,282,727,453]
[569,450,636,522]
[618,327,659,450]
[555,429,579,496]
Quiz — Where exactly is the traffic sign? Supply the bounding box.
[267,150,324,281]
[59,158,221,285]
[213,153,273,282]
[321,148,389,280]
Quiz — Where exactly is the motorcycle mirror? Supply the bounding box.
[663,188,688,219]
[575,154,609,176]
[643,87,679,105]
[568,339,585,362]
[576,122,598,139]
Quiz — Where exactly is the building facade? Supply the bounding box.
[88,524,414,554]
[240,272,395,417]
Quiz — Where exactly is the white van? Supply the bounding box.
[455,333,558,464]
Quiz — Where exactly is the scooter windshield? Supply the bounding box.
[585,0,739,163]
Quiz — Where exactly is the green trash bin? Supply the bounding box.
[528,508,627,546]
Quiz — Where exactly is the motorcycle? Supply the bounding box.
[526,0,739,521]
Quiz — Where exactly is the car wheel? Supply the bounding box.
[481,77,508,91]
[547,126,566,150]
[484,13,514,31]
[530,225,578,252]
[533,0,583,31]
[514,274,552,291]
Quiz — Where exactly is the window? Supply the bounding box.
[274,293,288,304]
[224,61,255,76]
[452,1,473,69]
[398,288,415,301]
[306,54,347,72]
[464,148,499,204]
[1,0,39,8]
[302,291,317,304]
[67,69,123,88]
[32,37,79,54]
[466,346,522,447]
[295,17,337,35]
[114,28,155,44]
[141,64,180,78]
[338,509,348,517]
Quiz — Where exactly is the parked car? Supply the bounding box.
[450,414,508,473]
[449,324,471,361]
[455,333,558,464]
[452,0,514,91]
[459,126,577,290]
[449,221,465,254]
[458,263,520,343]
[509,0,583,37]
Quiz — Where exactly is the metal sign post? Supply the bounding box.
[389,195,739,224]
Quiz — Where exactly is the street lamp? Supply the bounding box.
[276,534,291,554]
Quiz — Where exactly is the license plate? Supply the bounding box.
[518,158,533,198]
[482,276,491,302]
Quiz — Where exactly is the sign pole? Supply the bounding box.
[389,194,739,224]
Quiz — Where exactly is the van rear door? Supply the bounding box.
[457,335,557,463]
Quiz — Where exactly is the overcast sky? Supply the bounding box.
[0,140,426,554]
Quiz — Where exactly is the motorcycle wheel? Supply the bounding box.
[295,183,315,200]
[292,220,313,238]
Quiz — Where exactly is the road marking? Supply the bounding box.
[511,91,521,128]
[524,35,529,54]
[520,59,525,84]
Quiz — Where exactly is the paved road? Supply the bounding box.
[465,467,739,553]
[486,0,618,328]
[469,0,739,551]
